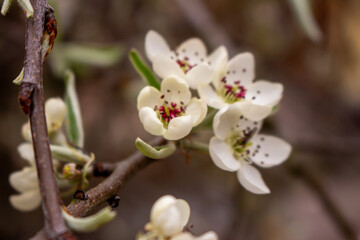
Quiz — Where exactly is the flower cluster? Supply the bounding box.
[9,71,94,211]
[135,30,291,194]
[138,195,218,240]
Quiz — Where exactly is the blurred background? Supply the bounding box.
[0,0,359,239]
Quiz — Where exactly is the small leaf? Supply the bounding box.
[50,145,91,165]
[13,68,24,85]
[62,207,116,232]
[135,137,175,159]
[64,70,84,147]
[129,49,160,90]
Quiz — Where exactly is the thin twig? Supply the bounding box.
[19,0,74,239]
[67,137,166,217]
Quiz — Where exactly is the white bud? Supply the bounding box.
[45,97,67,133]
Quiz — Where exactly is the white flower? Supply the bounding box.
[139,195,218,240]
[209,102,292,194]
[9,143,41,211]
[198,52,283,118]
[137,75,207,140]
[1,0,34,18]
[145,30,228,89]
[147,195,190,237]
[171,231,218,240]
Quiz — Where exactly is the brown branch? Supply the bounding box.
[67,137,166,217]
[19,0,74,239]
[287,163,357,240]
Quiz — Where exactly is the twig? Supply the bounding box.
[19,0,74,239]
[287,163,357,240]
[67,137,166,217]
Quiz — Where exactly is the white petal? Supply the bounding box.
[17,143,35,165]
[21,122,32,142]
[232,101,271,122]
[151,196,190,237]
[225,52,255,88]
[171,232,194,240]
[145,30,171,62]
[207,45,228,72]
[197,85,227,109]
[209,137,240,172]
[185,98,207,126]
[246,80,283,107]
[9,189,41,211]
[249,134,292,168]
[186,63,213,89]
[151,195,177,222]
[137,86,162,110]
[195,231,219,240]
[139,107,166,136]
[45,97,67,133]
[161,76,191,105]
[153,55,185,79]
[9,167,38,193]
[237,163,270,194]
[163,115,193,140]
[176,38,207,65]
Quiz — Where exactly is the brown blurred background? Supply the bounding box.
[0,0,359,239]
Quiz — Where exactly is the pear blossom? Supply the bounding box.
[137,75,207,140]
[198,52,283,118]
[209,102,291,194]
[145,30,228,89]
[9,143,41,211]
[138,195,218,240]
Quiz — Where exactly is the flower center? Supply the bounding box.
[176,57,196,73]
[226,127,257,162]
[154,98,185,128]
[217,77,247,104]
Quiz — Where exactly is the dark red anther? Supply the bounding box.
[18,82,34,115]
[171,102,177,108]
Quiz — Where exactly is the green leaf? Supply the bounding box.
[62,207,116,232]
[129,49,160,90]
[13,68,24,85]
[50,145,91,165]
[64,70,84,147]
[135,137,175,159]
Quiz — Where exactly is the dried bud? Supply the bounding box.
[107,195,120,209]
[73,190,88,200]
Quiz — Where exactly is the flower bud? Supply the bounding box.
[45,97,67,133]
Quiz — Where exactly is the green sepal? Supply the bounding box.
[135,137,175,159]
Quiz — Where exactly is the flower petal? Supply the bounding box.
[45,97,67,133]
[153,55,186,79]
[139,107,166,136]
[225,52,255,88]
[163,115,193,140]
[17,143,35,165]
[185,98,207,126]
[145,30,171,62]
[9,189,41,211]
[196,231,219,240]
[207,45,228,72]
[209,136,240,172]
[151,195,190,237]
[137,86,162,110]
[197,85,227,109]
[237,163,270,194]
[186,63,213,89]
[245,80,283,107]
[232,101,271,122]
[161,76,191,105]
[176,38,207,65]
[9,167,38,193]
[249,134,292,168]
